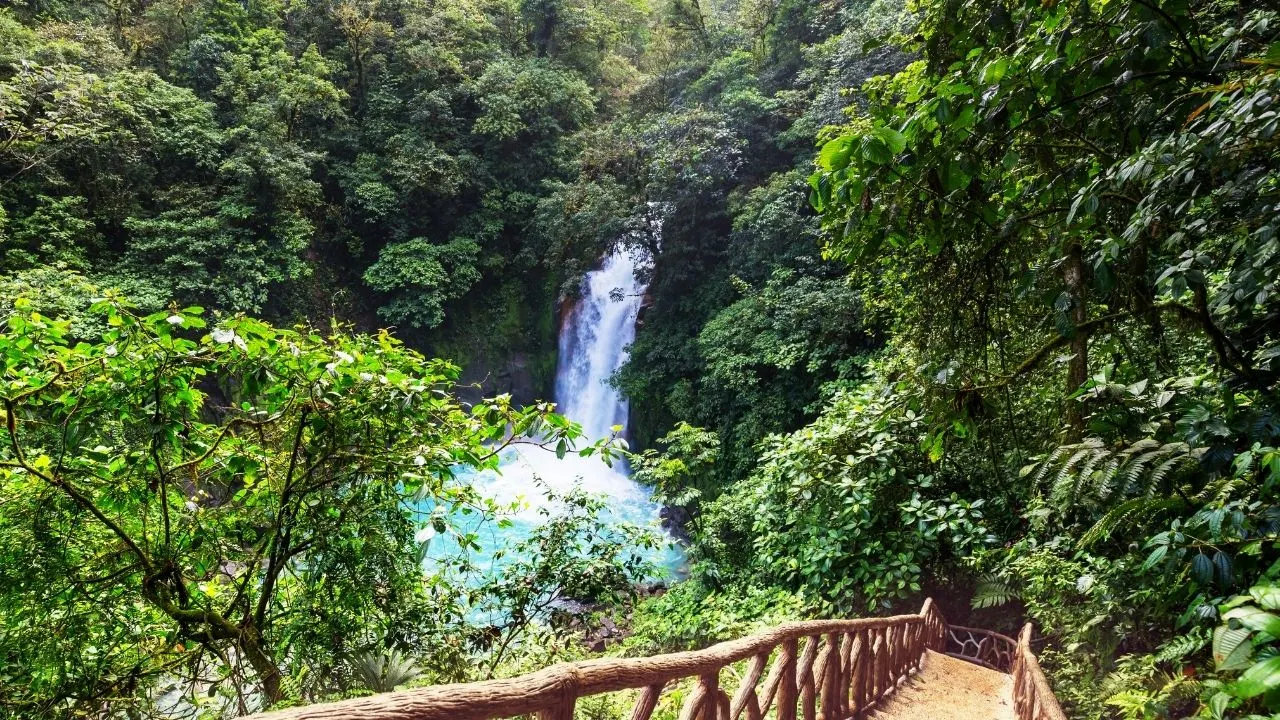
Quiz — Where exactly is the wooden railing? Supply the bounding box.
[944,625,1017,672]
[250,598,1064,720]
[1012,624,1068,720]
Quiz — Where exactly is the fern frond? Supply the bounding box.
[1147,451,1196,496]
[1096,454,1124,502]
[1077,448,1108,500]
[1033,444,1077,484]
[1124,445,1178,489]
[1078,496,1184,549]
[1051,442,1105,507]
[971,573,1020,609]
[1041,437,1206,515]
[1196,475,1246,504]
[1154,628,1210,664]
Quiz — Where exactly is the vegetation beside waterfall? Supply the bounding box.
[2,0,1280,718]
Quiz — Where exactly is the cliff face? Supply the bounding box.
[454,351,545,406]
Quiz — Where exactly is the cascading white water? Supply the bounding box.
[554,247,649,440]
[432,244,682,574]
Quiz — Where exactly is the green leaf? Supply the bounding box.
[861,136,892,165]
[818,135,855,171]
[934,97,955,123]
[1214,551,1234,588]
[1250,584,1280,610]
[1142,545,1167,571]
[1192,553,1214,584]
[1231,656,1280,698]
[872,126,907,155]
[1208,691,1231,719]
[1225,606,1280,638]
[980,57,1010,84]
[1214,625,1254,671]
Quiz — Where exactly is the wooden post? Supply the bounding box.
[871,630,885,702]
[801,641,818,720]
[539,698,576,720]
[819,633,840,720]
[630,683,663,720]
[849,631,866,717]
[778,637,798,720]
[730,652,768,720]
[701,673,720,720]
[838,631,855,717]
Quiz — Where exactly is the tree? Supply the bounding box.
[809,0,1278,432]
[807,1,1280,713]
[474,484,659,676]
[363,236,483,329]
[0,298,602,714]
[331,0,392,114]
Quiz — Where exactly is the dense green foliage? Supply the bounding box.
[4,0,1280,718]
[0,298,656,716]
[0,0,655,395]
[784,0,1275,716]
[618,1,1280,718]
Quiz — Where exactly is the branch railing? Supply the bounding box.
[944,625,1017,672]
[1012,624,1068,720]
[249,598,1064,720]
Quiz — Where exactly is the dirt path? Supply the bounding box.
[870,650,1016,720]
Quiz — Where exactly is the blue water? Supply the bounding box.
[420,445,685,582]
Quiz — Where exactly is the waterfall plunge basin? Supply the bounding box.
[422,445,688,582]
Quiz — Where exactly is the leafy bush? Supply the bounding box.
[625,582,805,654]
[696,374,991,612]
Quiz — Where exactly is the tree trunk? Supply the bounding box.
[1063,241,1088,442]
[240,624,284,707]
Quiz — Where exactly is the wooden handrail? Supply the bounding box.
[248,598,1064,720]
[1011,624,1068,720]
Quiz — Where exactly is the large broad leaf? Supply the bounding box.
[1192,553,1214,584]
[1214,625,1254,671]
[1231,656,1280,698]
[1250,583,1280,610]
[1214,551,1234,588]
[818,136,855,171]
[1225,606,1280,638]
[871,126,907,155]
[861,136,892,165]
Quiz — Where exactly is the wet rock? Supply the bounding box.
[659,505,692,543]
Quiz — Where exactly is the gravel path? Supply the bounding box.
[870,650,1016,720]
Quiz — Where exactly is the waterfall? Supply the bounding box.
[435,244,682,575]
[472,245,655,505]
[554,247,649,441]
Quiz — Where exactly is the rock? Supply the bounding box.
[659,505,693,543]
[455,351,542,406]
